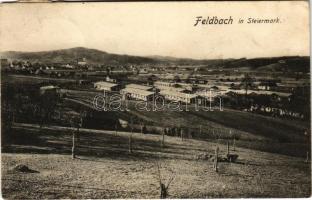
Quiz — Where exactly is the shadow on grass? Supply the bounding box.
[2,128,197,162]
[2,178,152,196]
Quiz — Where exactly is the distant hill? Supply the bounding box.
[1,47,309,72]
[203,56,310,72]
[0,47,159,66]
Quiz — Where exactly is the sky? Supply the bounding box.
[0,2,309,59]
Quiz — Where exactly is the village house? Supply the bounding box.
[77,58,87,66]
[258,81,278,91]
[94,81,119,92]
[139,68,148,74]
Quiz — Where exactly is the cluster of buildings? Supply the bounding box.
[93,79,215,104]
[92,74,307,106]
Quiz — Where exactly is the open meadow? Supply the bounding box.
[1,124,311,198]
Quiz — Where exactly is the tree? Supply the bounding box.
[240,73,254,97]
[147,74,158,86]
[106,67,111,75]
[156,160,175,199]
[240,74,254,108]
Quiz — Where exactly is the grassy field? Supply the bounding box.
[61,89,310,157]
[1,125,311,198]
[1,74,311,198]
[65,89,309,141]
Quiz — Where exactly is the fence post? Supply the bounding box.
[161,131,165,151]
[72,131,76,159]
[180,128,184,141]
[77,127,80,143]
[227,141,230,156]
[140,122,144,134]
[233,137,236,151]
[214,146,219,172]
[115,122,118,136]
[129,134,132,154]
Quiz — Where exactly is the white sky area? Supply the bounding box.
[0,2,309,59]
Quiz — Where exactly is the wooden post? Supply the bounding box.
[162,132,165,146]
[214,146,219,172]
[233,137,236,151]
[129,134,132,154]
[227,141,230,156]
[306,151,309,163]
[180,128,184,141]
[72,132,76,159]
[115,122,118,136]
[77,127,80,143]
[161,132,165,150]
[199,125,202,135]
[140,122,143,134]
[130,117,133,134]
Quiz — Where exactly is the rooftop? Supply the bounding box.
[94,81,118,87]
[40,85,60,90]
[157,86,186,92]
[121,88,154,96]
[125,84,152,91]
[159,90,198,99]
[154,81,171,84]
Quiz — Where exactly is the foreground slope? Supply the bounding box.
[2,125,310,198]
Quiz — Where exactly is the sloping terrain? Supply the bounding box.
[61,89,310,157]
[1,47,158,65]
[1,125,311,198]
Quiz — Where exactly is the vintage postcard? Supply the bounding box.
[0,1,310,199]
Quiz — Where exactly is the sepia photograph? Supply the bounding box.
[0,1,310,199]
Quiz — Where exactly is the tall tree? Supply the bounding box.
[241,73,254,97]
